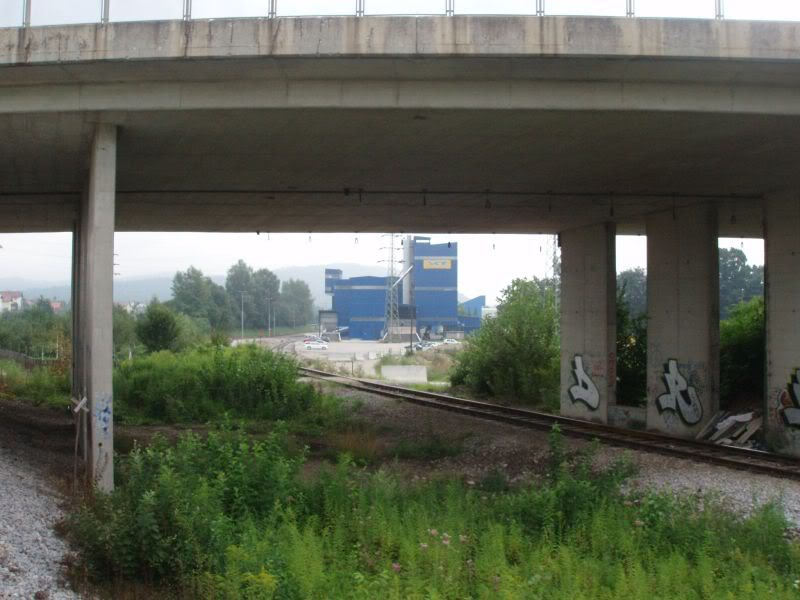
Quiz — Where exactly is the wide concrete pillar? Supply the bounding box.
[560,223,616,424]
[765,193,800,455]
[646,204,718,437]
[79,124,117,491]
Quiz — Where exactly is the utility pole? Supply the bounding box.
[381,234,401,343]
[239,291,245,340]
[266,296,273,337]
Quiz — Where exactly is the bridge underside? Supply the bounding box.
[1,106,788,235]
[4,15,800,488]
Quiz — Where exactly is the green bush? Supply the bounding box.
[68,426,800,598]
[451,278,560,409]
[720,297,765,406]
[0,359,70,408]
[68,423,302,584]
[136,301,181,353]
[114,345,317,423]
[616,286,648,407]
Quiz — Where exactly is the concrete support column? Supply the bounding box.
[646,204,718,437]
[765,193,800,455]
[560,223,616,423]
[80,124,117,491]
[70,215,88,463]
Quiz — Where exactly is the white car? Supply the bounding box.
[443,338,460,345]
[304,341,328,350]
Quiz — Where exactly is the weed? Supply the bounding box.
[67,426,800,599]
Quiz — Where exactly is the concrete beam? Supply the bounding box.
[82,124,116,492]
[646,204,719,437]
[765,193,800,455]
[560,222,616,424]
[3,78,800,117]
[3,17,800,66]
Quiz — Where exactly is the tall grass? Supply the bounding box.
[114,345,317,423]
[67,426,800,598]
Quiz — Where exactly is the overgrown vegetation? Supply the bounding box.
[720,296,765,408]
[615,285,648,407]
[451,278,560,410]
[0,358,70,408]
[0,298,70,359]
[68,425,800,598]
[114,345,317,424]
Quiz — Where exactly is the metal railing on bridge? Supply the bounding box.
[9,0,773,29]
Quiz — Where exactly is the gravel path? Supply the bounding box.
[0,440,80,599]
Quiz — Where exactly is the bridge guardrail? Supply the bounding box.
[8,0,735,29]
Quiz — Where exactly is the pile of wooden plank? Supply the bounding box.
[696,411,763,448]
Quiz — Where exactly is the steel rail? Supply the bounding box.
[298,366,800,480]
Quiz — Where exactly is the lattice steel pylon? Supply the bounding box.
[381,234,402,342]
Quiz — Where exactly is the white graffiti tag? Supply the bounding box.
[777,369,800,427]
[657,359,703,425]
[568,355,600,410]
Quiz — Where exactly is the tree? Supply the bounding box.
[136,301,180,352]
[719,297,765,408]
[225,260,258,329]
[275,279,314,328]
[616,268,647,316]
[451,278,560,409]
[615,283,647,406]
[172,266,231,330]
[113,305,139,358]
[251,268,281,329]
[719,247,763,318]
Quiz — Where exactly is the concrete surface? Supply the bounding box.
[765,193,800,456]
[1,17,799,234]
[646,204,719,438]
[380,365,428,384]
[74,124,116,492]
[560,223,615,424]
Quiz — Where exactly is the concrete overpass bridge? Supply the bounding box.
[2,15,800,488]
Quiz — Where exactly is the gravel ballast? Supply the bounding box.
[0,443,79,599]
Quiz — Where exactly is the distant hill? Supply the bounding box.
[0,263,385,308]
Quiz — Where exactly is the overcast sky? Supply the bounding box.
[0,1,778,302]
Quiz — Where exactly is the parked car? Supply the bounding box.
[443,338,460,345]
[304,341,328,350]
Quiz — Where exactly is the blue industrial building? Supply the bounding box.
[459,295,486,333]
[326,236,476,340]
[325,269,401,340]
[404,236,459,338]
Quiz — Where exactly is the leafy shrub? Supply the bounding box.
[68,423,302,584]
[451,278,560,409]
[720,297,765,407]
[616,285,648,406]
[136,302,180,353]
[114,345,317,423]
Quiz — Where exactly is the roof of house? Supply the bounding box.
[0,291,22,302]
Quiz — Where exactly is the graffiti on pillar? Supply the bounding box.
[94,395,112,438]
[777,370,800,427]
[568,355,599,410]
[656,359,703,425]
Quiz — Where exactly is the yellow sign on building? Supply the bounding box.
[423,259,452,270]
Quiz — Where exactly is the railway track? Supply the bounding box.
[298,366,800,480]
